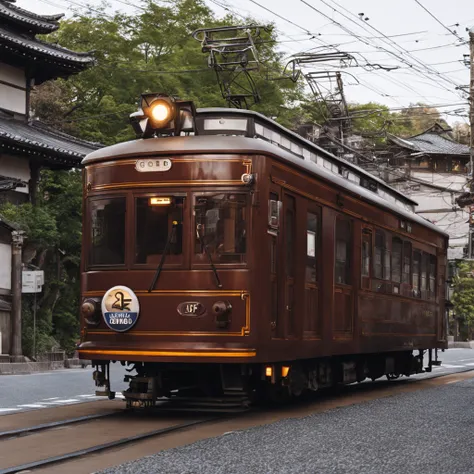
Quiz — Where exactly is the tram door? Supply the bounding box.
[268,190,296,339]
[283,194,297,338]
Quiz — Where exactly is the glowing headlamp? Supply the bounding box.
[150,101,172,123]
[129,93,196,139]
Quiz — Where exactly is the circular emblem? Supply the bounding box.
[101,286,140,332]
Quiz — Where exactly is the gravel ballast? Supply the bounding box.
[98,378,474,474]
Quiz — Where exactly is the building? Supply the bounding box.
[379,124,470,260]
[0,0,100,357]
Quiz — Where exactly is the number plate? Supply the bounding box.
[177,302,206,317]
[135,158,172,172]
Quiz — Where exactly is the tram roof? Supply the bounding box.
[83,134,447,237]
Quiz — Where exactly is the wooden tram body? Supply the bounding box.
[78,103,447,406]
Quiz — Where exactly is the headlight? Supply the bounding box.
[81,298,100,326]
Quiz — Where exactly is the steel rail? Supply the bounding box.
[0,411,120,441]
[0,418,213,474]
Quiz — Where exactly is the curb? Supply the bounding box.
[0,359,90,375]
[448,341,474,349]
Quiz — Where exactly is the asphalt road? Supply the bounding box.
[100,374,474,474]
[0,348,473,414]
[0,362,129,413]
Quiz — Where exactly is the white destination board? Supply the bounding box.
[135,158,172,172]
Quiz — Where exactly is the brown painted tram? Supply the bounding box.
[78,93,447,407]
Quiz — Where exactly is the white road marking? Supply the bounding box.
[441,364,465,368]
[77,394,101,398]
[17,404,46,408]
[48,399,80,404]
[43,397,60,400]
[0,408,20,413]
[464,362,474,366]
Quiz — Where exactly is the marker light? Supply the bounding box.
[265,366,273,377]
[150,101,172,123]
[149,197,172,206]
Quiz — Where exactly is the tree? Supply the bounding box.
[452,121,470,145]
[452,261,474,340]
[0,170,83,357]
[32,0,301,144]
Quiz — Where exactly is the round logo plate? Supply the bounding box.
[101,286,140,332]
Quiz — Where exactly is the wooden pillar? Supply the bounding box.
[29,162,40,206]
[10,230,24,361]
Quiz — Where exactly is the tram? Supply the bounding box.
[77,93,447,407]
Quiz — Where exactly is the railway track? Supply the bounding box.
[1,370,472,474]
[0,417,214,474]
[0,411,119,441]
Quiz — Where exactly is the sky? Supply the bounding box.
[17,0,474,124]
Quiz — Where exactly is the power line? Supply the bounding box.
[412,0,465,42]
[318,0,466,97]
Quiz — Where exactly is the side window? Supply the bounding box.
[413,250,421,297]
[402,242,412,285]
[335,217,352,285]
[306,212,318,283]
[374,230,390,280]
[429,255,436,299]
[374,231,384,279]
[392,237,402,283]
[421,253,428,293]
[89,197,126,266]
[362,229,372,278]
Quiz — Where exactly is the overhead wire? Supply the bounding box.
[412,0,465,42]
[317,0,467,96]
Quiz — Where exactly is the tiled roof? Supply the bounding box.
[0,0,63,34]
[0,26,94,65]
[0,117,101,166]
[0,215,18,231]
[0,174,26,191]
[388,130,470,156]
[0,297,11,312]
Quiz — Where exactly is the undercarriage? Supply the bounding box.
[91,349,442,410]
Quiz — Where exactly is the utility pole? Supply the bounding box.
[469,28,474,258]
[10,230,24,362]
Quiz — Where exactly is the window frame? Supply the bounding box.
[335,216,352,286]
[132,192,187,269]
[191,191,250,268]
[391,237,403,285]
[306,205,321,285]
[87,194,128,270]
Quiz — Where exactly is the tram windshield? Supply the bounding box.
[135,196,184,264]
[194,193,247,264]
[89,197,126,266]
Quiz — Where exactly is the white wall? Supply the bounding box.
[0,243,11,291]
[0,62,26,115]
[0,154,30,194]
[391,170,469,260]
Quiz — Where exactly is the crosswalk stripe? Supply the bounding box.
[0,408,20,413]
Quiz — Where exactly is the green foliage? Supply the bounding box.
[348,101,449,146]
[0,170,83,357]
[452,261,474,329]
[32,0,301,144]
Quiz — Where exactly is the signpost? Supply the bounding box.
[22,270,44,359]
